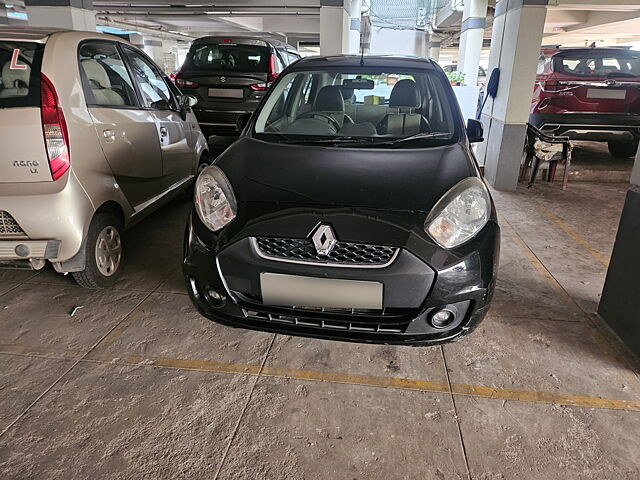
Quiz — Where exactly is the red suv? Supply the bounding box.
[530,47,640,158]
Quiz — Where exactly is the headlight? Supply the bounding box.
[424,177,491,249]
[194,166,237,232]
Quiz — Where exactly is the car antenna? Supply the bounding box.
[360,45,365,66]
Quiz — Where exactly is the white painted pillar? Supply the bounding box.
[143,37,165,68]
[475,0,548,191]
[25,0,96,31]
[346,0,361,54]
[458,0,488,86]
[320,0,350,55]
[429,34,444,62]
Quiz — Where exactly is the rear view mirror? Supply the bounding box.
[236,112,252,132]
[467,118,484,143]
[342,78,374,90]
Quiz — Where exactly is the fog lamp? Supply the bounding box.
[431,309,455,329]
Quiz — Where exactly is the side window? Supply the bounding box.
[122,47,176,110]
[78,41,138,107]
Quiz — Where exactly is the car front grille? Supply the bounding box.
[241,308,410,334]
[253,236,398,267]
[0,211,26,237]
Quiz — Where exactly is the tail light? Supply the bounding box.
[250,83,268,91]
[268,54,278,83]
[40,74,69,181]
[175,77,199,89]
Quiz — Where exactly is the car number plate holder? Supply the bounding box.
[208,88,243,99]
[587,88,626,100]
[260,273,383,310]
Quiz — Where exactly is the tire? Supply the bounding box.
[72,213,124,289]
[608,140,639,158]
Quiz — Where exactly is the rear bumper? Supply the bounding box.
[183,210,500,346]
[193,106,257,134]
[0,171,93,263]
[529,113,640,142]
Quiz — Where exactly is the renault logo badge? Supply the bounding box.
[220,76,226,83]
[310,224,337,256]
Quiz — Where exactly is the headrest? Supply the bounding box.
[340,87,355,102]
[81,59,111,88]
[314,85,345,112]
[2,61,31,89]
[389,79,421,108]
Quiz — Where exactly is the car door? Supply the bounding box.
[79,40,163,208]
[121,46,194,191]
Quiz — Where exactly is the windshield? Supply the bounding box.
[186,43,270,73]
[253,68,458,147]
[554,51,640,78]
[0,41,44,108]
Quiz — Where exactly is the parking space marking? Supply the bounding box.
[535,204,610,267]
[3,345,639,412]
[82,352,640,413]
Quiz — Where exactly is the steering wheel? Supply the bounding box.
[297,111,342,131]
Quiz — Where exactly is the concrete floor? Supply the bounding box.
[1,171,640,478]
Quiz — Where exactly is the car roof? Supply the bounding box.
[290,55,438,70]
[0,26,126,43]
[192,36,296,50]
[550,47,639,57]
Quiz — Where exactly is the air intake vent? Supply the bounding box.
[0,211,26,237]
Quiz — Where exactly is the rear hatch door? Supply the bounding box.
[551,50,640,113]
[0,40,52,183]
[177,39,270,106]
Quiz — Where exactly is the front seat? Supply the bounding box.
[313,85,352,128]
[80,59,125,106]
[0,61,30,98]
[378,79,430,136]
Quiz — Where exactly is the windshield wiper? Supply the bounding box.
[278,132,452,147]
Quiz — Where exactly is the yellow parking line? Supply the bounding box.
[535,204,610,267]
[82,351,639,413]
[500,219,574,304]
[3,345,639,412]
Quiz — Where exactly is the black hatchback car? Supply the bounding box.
[183,55,500,345]
[175,36,300,136]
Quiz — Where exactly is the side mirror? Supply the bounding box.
[466,118,484,143]
[236,112,252,132]
[179,94,198,120]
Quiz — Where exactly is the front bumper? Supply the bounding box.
[183,206,500,345]
[529,112,640,142]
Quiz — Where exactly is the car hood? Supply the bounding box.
[215,137,476,213]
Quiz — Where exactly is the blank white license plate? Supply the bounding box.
[260,273,383,310]
[208,88,243,99]
[587,88,626,100]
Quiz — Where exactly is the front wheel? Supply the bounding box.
[72,213,124,289]
[608,140,638,158]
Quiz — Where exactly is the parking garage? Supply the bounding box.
[1,1,640,479]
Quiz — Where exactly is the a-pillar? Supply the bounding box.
[429,34,444,62]
[25,0,96,31]
[598,147,640,355]
[457,0,488,86]
[320,0,358,55]
[475,0,548,191]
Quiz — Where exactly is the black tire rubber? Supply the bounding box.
[72,213,124,289]
[608,140,639,158]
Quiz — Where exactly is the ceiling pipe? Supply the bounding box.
[96,16,197,40]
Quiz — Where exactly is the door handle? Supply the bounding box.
[103,129,115,143]
[159,127,168,137]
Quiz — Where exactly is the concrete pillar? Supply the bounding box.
[346,0,361,54]
[475,0,547,191]
[598,147,640,355]
[320,0,350,55]
[25,0,96,31]
[143,37,165,68]
[457,0,488,86]
[429,34,444,62]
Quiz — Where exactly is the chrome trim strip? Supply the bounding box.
[541,123,640,131]
[250,237,400,269]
